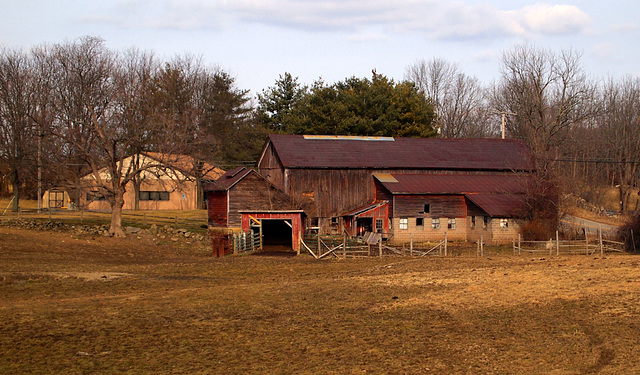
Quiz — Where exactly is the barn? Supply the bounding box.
[257,134,534,241]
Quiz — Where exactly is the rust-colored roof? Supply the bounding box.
[204,167,253,192]
[262,134,534,171]
[466,194,527,217]
[374,173,529,195]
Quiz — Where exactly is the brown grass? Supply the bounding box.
[2,228,640,374]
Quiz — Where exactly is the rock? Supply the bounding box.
[149,224,158,235]
[125,226,141,234]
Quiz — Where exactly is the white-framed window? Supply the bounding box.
[399,218,408,230]
[375,219,383,233]
[448,218,456,230]
[432,218,440,229]
[500,218,509,228]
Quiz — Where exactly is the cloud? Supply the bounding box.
[92,1,592,40]
[513,4,591,35]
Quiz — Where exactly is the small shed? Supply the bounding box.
[42,189,70,209]
[239,210,305,252]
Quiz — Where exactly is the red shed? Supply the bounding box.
[240,210,305,253]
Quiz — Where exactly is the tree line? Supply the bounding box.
[1,37,639,236]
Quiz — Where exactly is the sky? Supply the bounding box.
[1,1,639,98]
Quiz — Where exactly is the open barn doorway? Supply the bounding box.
[261,219,293,253]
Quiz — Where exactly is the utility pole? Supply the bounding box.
[492,110,516,139]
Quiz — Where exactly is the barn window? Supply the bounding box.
[330,217,339,226]
[416,217,424,227]
[422,204,430,214]
[139,191,170,201]
[448,218,456,230]
[432,218,440,229]
[470,216,476,229]
[483,216,489,230]
[500,218,509,228]
[375,219,383,233]
[399,218,408,230]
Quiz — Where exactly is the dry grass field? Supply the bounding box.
[2,227,640,374]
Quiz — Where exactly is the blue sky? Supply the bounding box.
[1,1,638,97]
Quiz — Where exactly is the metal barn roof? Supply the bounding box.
[374,173,529,195]
[263,134,534,171]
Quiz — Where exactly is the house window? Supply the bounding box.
[139,191,170,201]
[483,216,489,230]
[375,219,383,233]
[423,204,430,214]
[448,218,456,230]
[470,216,476,229]
[500,218,509,228]
[330,217,339,226]
[432,218,440,229]
[416,217,424,227]
[399,218,408,230]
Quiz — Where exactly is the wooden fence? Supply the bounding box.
[300,232,449,258]
[513,231,625,256]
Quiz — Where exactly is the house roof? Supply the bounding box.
[143,152,224,180]
[203,167,253,192]
[374,173,530,217]
[260,134,534,171]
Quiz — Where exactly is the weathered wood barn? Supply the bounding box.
[256,134,534,243]
[206,134,535,250]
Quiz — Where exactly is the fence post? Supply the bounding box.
[481,236,484,257]
[143,212,147,227]
[81,209,84,224]
[444,232,448,256]
[518,234,521,255]
[410,233,413,256]
[174,216,178,230]
[585,231,589,255]
[379,238,382,257]
[250,230,254,252]
[48,209,51,220]
[556,231,559,256]
[343,233,346,258]
[599,227,603,255]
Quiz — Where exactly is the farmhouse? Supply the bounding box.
[207,134,535,250]
[82,153,224,211]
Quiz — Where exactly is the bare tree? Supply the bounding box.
[491,45,598,165]
[45,37,189,237]
[0,48,38,211]
[405,58,494,138]
[597,76,640,213]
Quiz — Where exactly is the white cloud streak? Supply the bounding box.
[99,1,592,41]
